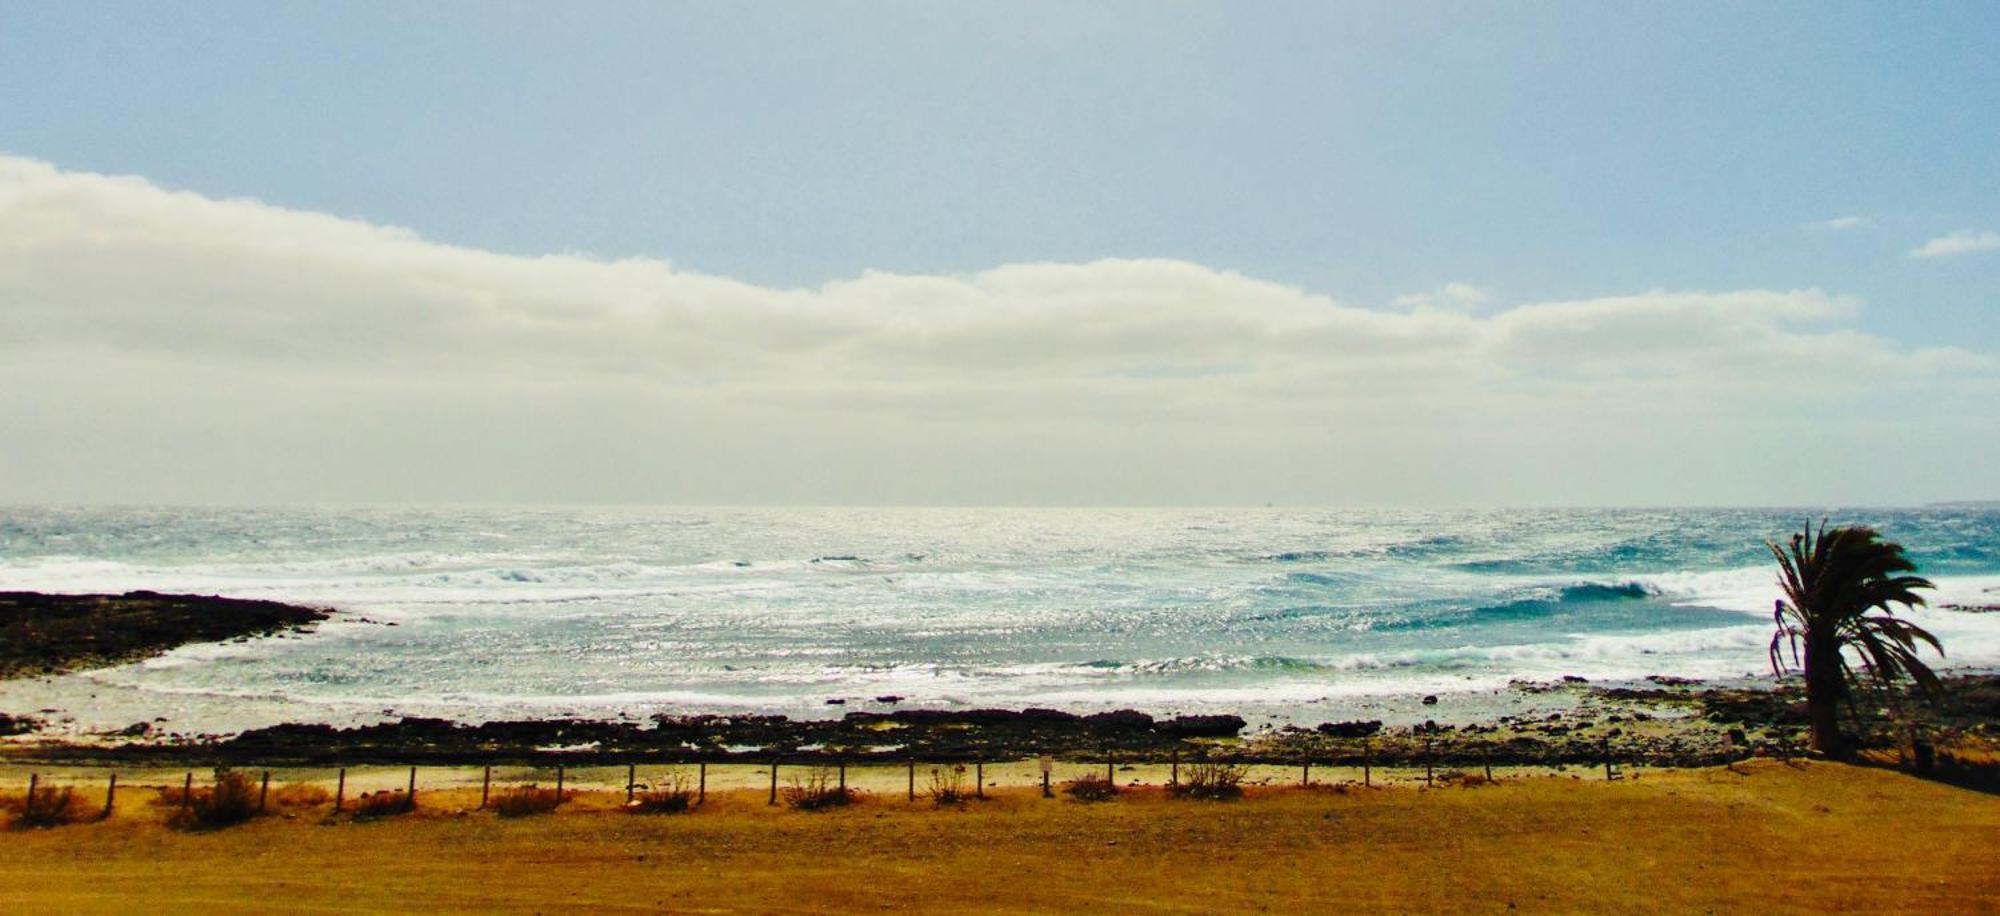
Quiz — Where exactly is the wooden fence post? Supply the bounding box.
[335,768,345,813]
[1301,760,1311,787]
[975,762,984,799]
[1602,737,1620,781]
[1484,750,1494,783]
[259,771,270,813]
[554,766,563,802]
[697,761,706,806]
[480,765,491,810]
[768,760,778,806]
[626,764,636,805]
[103,773,117,820]
[907,760,916,802]
[1424,738,1434,788]
[838,761,847,794]
[1105,753,1114,786]
[181,772,193,815]
[408,767,418,804]
[1363,739,1372,788]
[26,773,37,820]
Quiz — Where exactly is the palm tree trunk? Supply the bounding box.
[1804,633,1846,756]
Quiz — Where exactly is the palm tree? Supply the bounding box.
[1768,522,1942,757]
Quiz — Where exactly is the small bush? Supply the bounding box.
[169,768,260,831]
[492,784,564,818]
[927,764,970,806]
[628,773,696,815]
[272,783,332,808]
[781,766,856,810]
[1168,761,1246,800]
[350,790,415,820]
[1063,773,1119,802]
[8,785,91,829]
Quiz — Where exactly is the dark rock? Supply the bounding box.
[1084,709,1155,730]
[1160,714,1246,738]
[873,695,904,704]
[1421,695,1439,706]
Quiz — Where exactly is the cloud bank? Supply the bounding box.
[1,155,1993,505]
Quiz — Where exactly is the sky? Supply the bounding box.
[0,1,1996,506]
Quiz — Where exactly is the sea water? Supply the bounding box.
[3,506,1998,735]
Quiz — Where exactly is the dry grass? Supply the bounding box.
[926,764,971,806]
[1063,772,1119,802]
[1167,761,1246,800]
[4,785,94,829]
[780,766,856,811]
[491,785,563,818]
[627,773,696,815]
[349,790,415,820]
[165,769,259,831]
[0,761,1996,913]
[271,783,331,808]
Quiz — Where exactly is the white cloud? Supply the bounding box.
[1909,229,2000,260]
[1,155,1994,505]
[1810,215,1868,231]
[1390,282,1491,311]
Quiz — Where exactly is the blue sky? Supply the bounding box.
[0,3,1996,505]
[5,2,1995,345]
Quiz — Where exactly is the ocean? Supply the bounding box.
[3,506,1998,736]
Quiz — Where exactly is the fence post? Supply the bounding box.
[838,761,847,794]
[554,766,563,802]
[1170,747,1179,786]
[1302,760,1311,788]
[698,761,706,806]
[907,760,915,802]
[103,773,117,820]
[335,768,346,813]
[408,766,418,804]
[259,771,270,813]
[768,760,778,806]
[26,773,37,820]
[1105,752,1114,787]
[1363,739,1372,788]
[626,764,636,805]
[1484,749,1493,783]
[480,765,491,810]
[181,772,193,816]
[1602,737,1620,781]
[1424,738,1434,788]
[975,762,984,799]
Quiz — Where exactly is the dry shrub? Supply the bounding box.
[781,766,856,810]
[927,764,970,806]
[350,790,415,820]
[493,785,564,818]
[1168,761,1246,800]
[272,782,332,808]
[7,784,93,829]
[1063,773,1119,802]
[169,768,260,831]
[628,773,695,815]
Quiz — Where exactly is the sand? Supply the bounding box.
[1,759,1996,914]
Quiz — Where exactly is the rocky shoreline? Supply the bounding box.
[6,674,1994,772]
[0,590,332,680]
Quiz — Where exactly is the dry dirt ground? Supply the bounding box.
[1,759,1995,914]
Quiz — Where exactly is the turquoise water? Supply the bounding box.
[3,506,1997,733]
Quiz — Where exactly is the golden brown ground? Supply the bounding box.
[2,759,1995,914]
